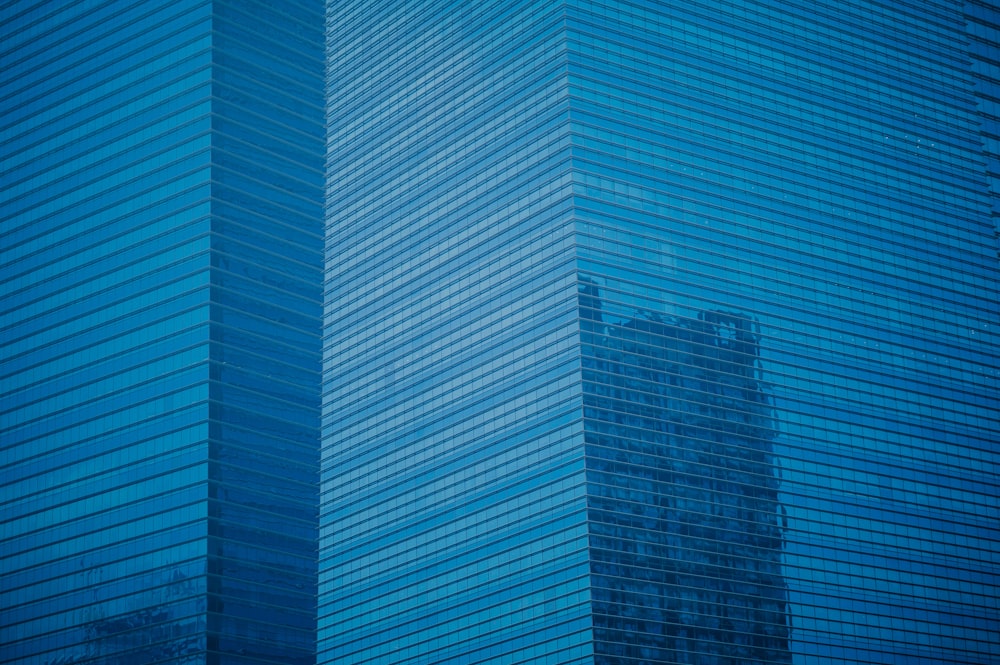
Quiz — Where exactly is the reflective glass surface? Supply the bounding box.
[321,2,593,663]
[2,2,323,663]
[567,0,999,661]
[322,1,999,664]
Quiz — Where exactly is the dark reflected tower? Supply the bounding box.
[580,278,789,664]
[321,0,1000,662]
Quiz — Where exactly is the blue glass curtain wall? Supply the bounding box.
[321,1,999,664]
[1,2,324,663]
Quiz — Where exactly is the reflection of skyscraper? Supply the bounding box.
[5,0,1000,664]
[322,2,999,664]
[580,279,789,664]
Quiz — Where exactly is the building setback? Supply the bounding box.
[1,1,324,663]
[322,1,1000,664]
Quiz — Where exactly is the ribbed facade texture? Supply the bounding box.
[567,1,1000,662]
[3,1,999,665]
[322,1,1000,665]
[322,3,593,662]
[1,2,324,664]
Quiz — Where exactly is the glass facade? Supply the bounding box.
[322,1,999,665]
[321,2,593,663]
[1,2,323,664]
[4,1,999,664]
[580,288,790,663]
[568,0,1000,661]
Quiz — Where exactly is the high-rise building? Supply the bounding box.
[322,2,1000,665]
[4,1,999,664]
[1,2,324,663]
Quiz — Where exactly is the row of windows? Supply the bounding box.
[571,163,992,289]
[6,349,207,445]
[574,202,995,314]
[326,553,589,642]
[2,409,206,500]
[584,271,997,390]
[589,432,994,515]
[3,51,212,175]
[323,464,586,578]
[576,250,997,376]
[326,180,573,360]
[324,381,578,513]
[3,480,205,572]
[326,0,565,125]
[331,584,591,660]
[325,277,573,417]
[584,366,997,477]
[782,568,995,628]
[577,235,994,343]
[215,14,323,88]
[325,270,577,433]
[326,103,571,272]
[2,538,204,614]
[5,105,209,212]
[320,476,585,604]
[1,0,204,110]
[569,83,990,239]
[583,239,992,338]
[566,25,979,169]
[329,625,596,665]
[3,446,206,547]
[3,169,211,271]
[7,239,209,342]
[587,482,995,575]
[6,387,208,475]
[6,595,208,665]
[568,2,980,132]
[321,407,579,524]
[4,320,207,422]
[1,180,208,279]
[321,523,586,628]
[576,0,963,76]
[326,16,568,214]
[572,171,995,291]
[324,265,577,427]
[5,536,205,630]
[2,508,205,608]
[217,0,323,61]
[4,208,209,320]
[584,331,994,423]
[569,126,992,258]
[576,231,995,347]
[329,447,585,557]
[324,367,580,504]
[4,277,208,385]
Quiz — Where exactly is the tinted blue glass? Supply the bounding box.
[566,0,1000,662]
[580,290,789,663]
[6,1,999,664]
[321,1,999,664]
[321,3,594,664]
[1,4,214,662]
[1,1,323,663]
[205,1,325,663]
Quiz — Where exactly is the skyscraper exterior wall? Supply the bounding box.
[323,2,999,665]
[322,3,593,662]
[3,1,999,664]
[1,2,324,663]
